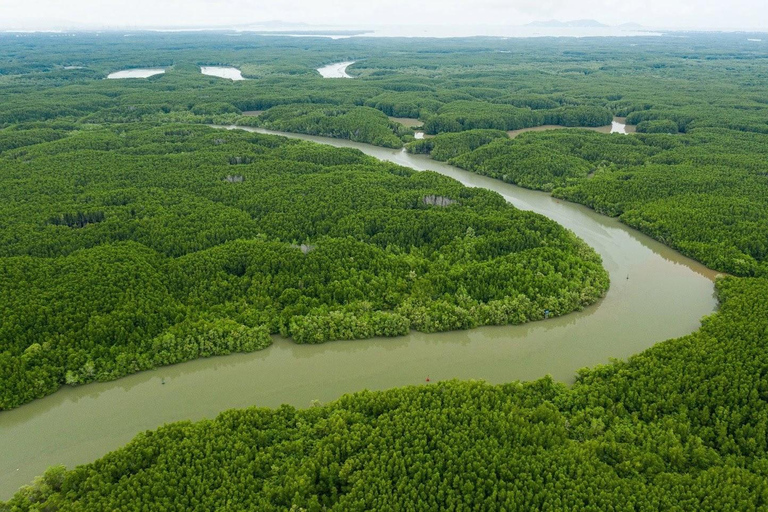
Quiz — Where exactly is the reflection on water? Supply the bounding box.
[317,61,355,78]
[0,125,718,500]
[611,117,636,134]
[106,68,165,79]
[200,66,245,80]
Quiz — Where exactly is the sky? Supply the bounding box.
[1,0,766,32]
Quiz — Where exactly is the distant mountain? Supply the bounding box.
[526,19,609,28]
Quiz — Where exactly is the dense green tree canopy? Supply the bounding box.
[0,124,608,409]
[415,128,768,276]
[2,30,768,511]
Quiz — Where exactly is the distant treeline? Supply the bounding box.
[3,32,768,138]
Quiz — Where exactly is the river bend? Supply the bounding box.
[0,126,718,499]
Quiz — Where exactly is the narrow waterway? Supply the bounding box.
[0,125,718,500]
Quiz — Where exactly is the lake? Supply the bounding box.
[317,61,355,78]
[201,66,245,80]
[106,68,165,79]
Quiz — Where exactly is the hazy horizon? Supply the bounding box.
[1,0,767,33]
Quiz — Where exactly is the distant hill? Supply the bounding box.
[526,19,609,28]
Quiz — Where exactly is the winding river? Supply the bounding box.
[0,126,719,499]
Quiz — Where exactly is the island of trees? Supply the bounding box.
[0,123,608,410]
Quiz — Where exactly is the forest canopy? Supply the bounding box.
[2,31,764,278]
[0,123,608,410]
[1,31,768,511]
[417,128,768,277]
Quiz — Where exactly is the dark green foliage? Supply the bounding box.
[48,210,105,228]
[5,277,767,511]
[256,104,411,148]
[0,241,272,406]
[363,91,442,118]
[422,102,614,134]
[450,135,594,192]
[636,119,680,133]
[446,128,768,275]
[548,105,614,127]
[423,100,545,133]
[0,124,608,409]
[492,94,562,110]
[406,129,509,161]
[0,126,70,152]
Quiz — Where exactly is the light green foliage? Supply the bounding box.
[636,119,679,133]
[423,101,613,134]
[407,129,509,160]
